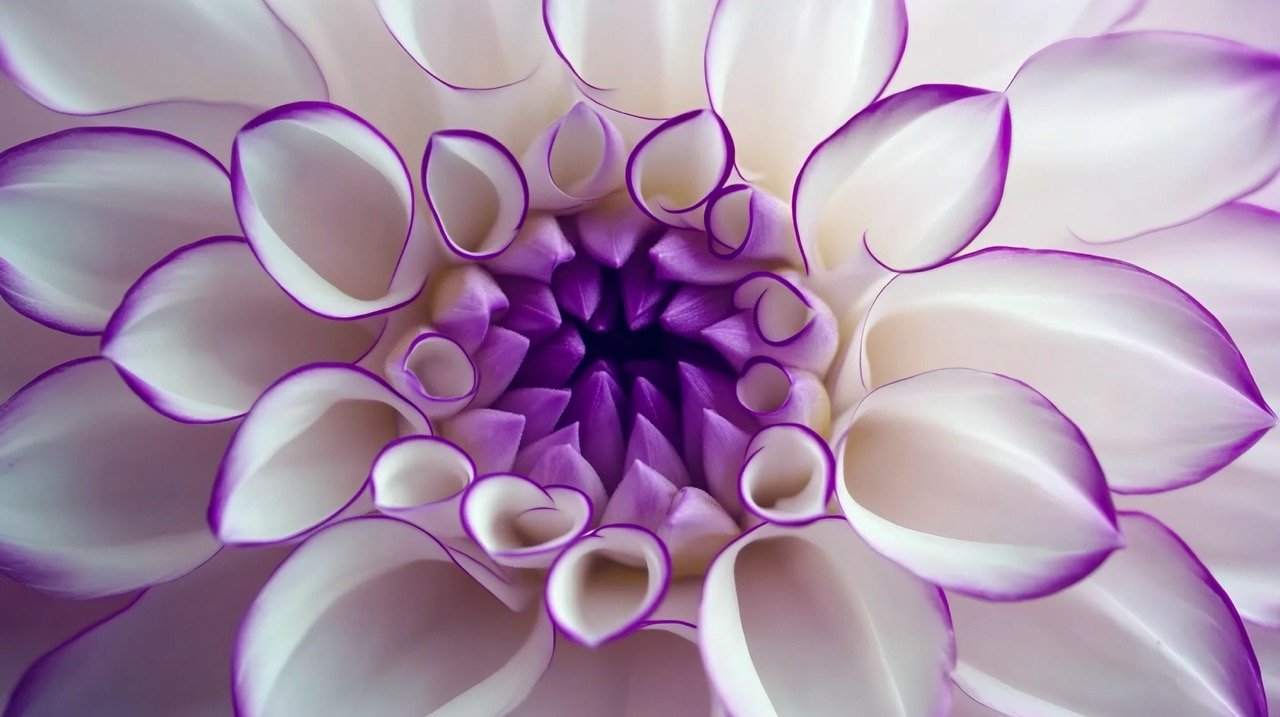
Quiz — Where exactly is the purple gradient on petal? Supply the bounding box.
[660,285,734,338]
[551,251,605,323]
[624,415,692,489]
[512,323,586,388]
[493,387,573,445]
[514,423,581,476]
[471,326,530,407]
[529,444,608,511]
[561,365,627,490]
[496,276,562,341]
[441,408,527,475]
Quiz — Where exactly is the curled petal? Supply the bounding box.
[626,110,733,230]
[370,435,475,538]
[386,330,479,420]
[375,0,545,91]
[236,517,553,716]
[423,130,529,260]
[862,248,1274,492]
[739,424,834,527]
[211,363,430,545]
[103,237,379,423]
[463,473,593,569]
[546,524,671,647]
[0,0,324,114]
[1003,31,1280,242]
[0,359,229,597]
[735,357,830,433]
[705,0,908,197]
[233,102,427,319]
[838,368,1121,600]
[0,128,238,333]
[1244,621,1280,714]
[699,518,954,717]
[952,512,1267,717]
[705,184,802,266]
[521,102,625,211]
[794,85,1010,272]
[543,0,716,118]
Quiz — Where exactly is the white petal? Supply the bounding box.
[370,435,474,538]
[1001,32,1280,243]
[951,512,1267,717]
[705,0,907,197]
[0,0,324,114]
[211,364,430,545]
[462,473,592,569]
[236,517,553,717]
[375,0,545,90]
[1244,621,1280,715]
[423,130,528,260]
[739,424,833,527]
[543,0,716,119]
[861,248,1274,492]
[6,545,288,717]
[838,368,1121,599]
[793,85,1010,272]
[627,110,732,230]
[509,629,712,717]
[521,102,626,212]
[546,524,671,647]
[102,237,379,422]
[0,359,228,597]
[699,518,953,717]
[0,128,238,333]
[233,102,428,319]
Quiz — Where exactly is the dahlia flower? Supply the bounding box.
[2,1,1280,715]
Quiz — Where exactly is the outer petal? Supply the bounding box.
[837,369,1120,599]
[793,85,1010,273]
[102,237,379,423]
[5,546,287,717]
[861,248,1274,492]
[626,110,732,230]
[1000,32,1280,243]
[211,364,430,545]
[376,0,545,91]
[699,517,953,717]
[1244,621,1280,714]
[232,102,427,319]
[0,0,324,114]
[236,517,553,717]
[0,359,229,597]
[705,0,907,197]
[543,0,716,119]
[951,512,1266,717]
[423,130,529,260]
[509,629,712,716]
[0,128,238,334]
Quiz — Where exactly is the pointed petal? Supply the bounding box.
[485,214,576,282]
[462,473,593,569]
[514,423,581,476]
[602,462,680,530]
[702,410,750,517]
[233,102,427,318]
[705,0,908,197]
[546,524,671,647]
[494,387,572,446]
[573,191,656,268]
[0,359,228,597]
[661,285,734,337]
[862,248,1275,492]
[471,326,530,407]
[627,110,732,230]
[427,264,508,353]
[952,512,1267,717]
[839,369,1121,599]
[550,251,604,323]
[659,488,740,577]
[1003,32,1280,242]
[521,102,625,211]
[236,517,553,716]
[6,545,287,717]
[441,408,526,475]
[794,85,1010,272]
[211,364,430,545]
[562,367,627,489]
[740,424,834,527]
[630,377,680,444]
[496,276,562,343]
[103,237,379,422]
[528,444,609,514]
[543,0,716,118]
[0,0,324,114]
[651,229,760,285]
[0,128,238,333]
[699,518,954,717]
[423,130,529,260]
[512,324,585,388]
[624,416,692,489]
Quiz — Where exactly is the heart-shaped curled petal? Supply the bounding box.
[236,517,553,717]
[627,110,733,230]
[861,248,1274,493]
[424,129,529,260]
[521,102,626,211]
[699,518,954,717]
[233,102,427,319]
[546,524,671,647]
[103,237,379,423]
[211,364,431,545]
[837,368,1121,600]
[739,424,834,527]
[794,85,1010,272]
[951,512,1266,717]
[463,473,594,569]
[0,128,238,333]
